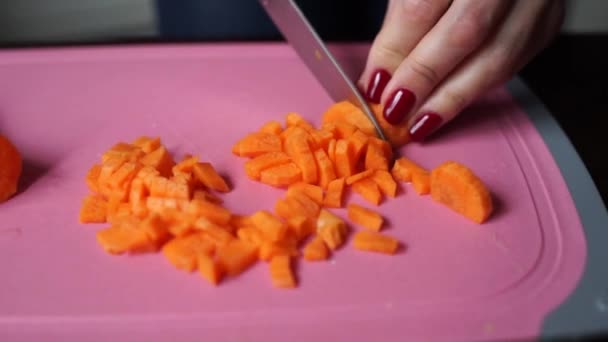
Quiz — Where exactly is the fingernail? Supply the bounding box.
[409,112,443,141]
[383,88,416,125]
[366,69,391,103]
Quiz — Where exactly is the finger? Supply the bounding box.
[406,0,558,142]
[358,0,452,103]
[381,0,511,125]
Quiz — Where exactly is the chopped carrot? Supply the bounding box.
[412,172,431,195]
[134,166,160,188]
[250,210,287,242]
[149,176,190,200]
[162,232,215,272]
[132,136,161,153]
[286,112,315,132]
[185,199,232,225]
[315,129,334,150]
[129,178,148,218]
[368,137,392,161]
[364,142,389,171]
[287,191,320,219]
[345,169,375,185]
[269,255,296,288]
[236,226,266,246]
[172,155,199,175]
[233,132,282,158]
[146,196,188,214]
[274,198,292,220]
[140,146,175,177]
[316,209,348,250]
[79,195,108,223]
[352,178,382,206]
[192,189,223,204]
[353,231,400,254]
[284,127,318,184]
[139,214,171,244]
[371,170,398,198]
[244,152,290,180]
[97,216,162,254]
[430,161,493,223]
[230,214,254,230]
[193,162,230,192]
[198,254,223,285]
[259,121,283,135]
[85,164,102,194]
[259,240,299,261]
[259,162,302,187]
[323,177,345,208]
[303,236,330,261]
[347,204,383,231]
[193,218,234,247]
[287,183,323,205]
[369,103,411,146]
[327,139,337,164]
[347,129,369,164]
[101,142,144,163]
[313,148,337,189]
[216,240,259,277]
[334,139,354,178]
[391,157,427,182]
[333,122,358,139]
[286,215,315,242]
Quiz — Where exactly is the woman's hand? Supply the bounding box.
[358,0,565,141]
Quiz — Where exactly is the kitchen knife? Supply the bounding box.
[259,0,389,142]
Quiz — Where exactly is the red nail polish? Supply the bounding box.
[366,69,391,104]
[383,88,416,125]
[409,112,443,141]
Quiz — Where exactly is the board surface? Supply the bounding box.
[0,44,587,341]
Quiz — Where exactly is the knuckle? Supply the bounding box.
[397,0,443,24]
[408,58,439,86]
[442,89,469,110]
[371,43,407,65]
[448,14,489,49]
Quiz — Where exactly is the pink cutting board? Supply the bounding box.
[0,44,586,341]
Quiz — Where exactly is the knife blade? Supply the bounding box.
[259,0,388,142]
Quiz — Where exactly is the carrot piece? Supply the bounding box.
[96,216,161,254]
[430,161,493,223]
[259,162,302,187]
[134,166,160,188]
[132,136,161,153]
[198,254,223,285]
[85,164,102,194]
[326,139,337,164]
[139,214,171,245]
[274,198,292,220]
[216,240,259,277]
[323,177,345,208]
[230,214,254,230]
[286,215,315,242]
[412,171,431,195]
[98,156,126,193]
[352,178,382,206]
[101,142,144,163]
[345,169,375,185]
[347,204,384,231]
[364,142,389,171]
[371,170,398,198]
[193,218,234,247]
[79,195,108,223]
[193,162,230,192]
[287,191,320,219]
[313,148,337,189]
[347,129,369,164]
[315,129,334,150]
[303,236,330,261]
[353,231,400,254]
[149,176,190,200]
[237,226,266,246]
[164,211,195,237]
[269,255,296,288]
[284,127,318,184]
[250,210,287,242]
[391,157,427,182]
[192,189,222,204]
[334,139,355,178]
[286,112,314,130]
[244,152,291,180]
[316,209,348,250]
[233,132,282,158]
[107,161,141,190]
[162,232,215,272]
[287,183,324,205]
[259,121,283,135]
[140,146,175,177]
[184,199,232,225]
[146,196,188,214]
[259,239,299,261]
[172,155,199,175]
[333,122,357,139]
